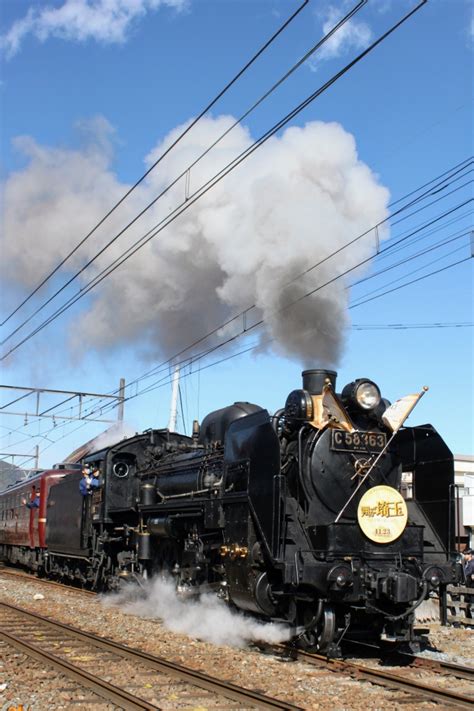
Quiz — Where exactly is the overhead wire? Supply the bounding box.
[352,322,473,330]
[0,0,428,360]
[12,169,470,431]
[372,208,473,261]
[0,1,366,347]
[349,227,472,291]
[60,202,474,423]
[2,159,471,447]
[8,309,473,460]
[5,6,472,456]
[89,158,474,390]
[350,256,471,309]
[0,0,311,328]
[387,156,472,209]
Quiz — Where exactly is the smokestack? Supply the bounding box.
[302,369,337,395]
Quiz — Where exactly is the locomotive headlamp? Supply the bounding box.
[341,379,381,412]
[355,380,381,410]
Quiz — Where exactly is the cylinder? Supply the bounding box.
[302,369,337,394]
[140,484,156,506]
[138,532,151,560]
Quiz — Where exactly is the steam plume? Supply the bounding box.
[102,576,290,647]
[2,115,389,366]
[64,421,136,462]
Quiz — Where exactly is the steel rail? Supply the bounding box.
[342,636,474,682]
[410,655,474,682]
[294,649,474,710]
[0,602,301,710]
[0,628,159,710]
[3,570,473,687]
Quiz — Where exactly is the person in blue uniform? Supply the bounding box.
[80,466,102,496]
[90,467,101,490]
[79,466,92,496]
[22,486,40,508]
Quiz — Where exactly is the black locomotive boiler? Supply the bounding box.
[36,368,459,655]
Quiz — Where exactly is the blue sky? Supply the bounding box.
[0,0,472,469]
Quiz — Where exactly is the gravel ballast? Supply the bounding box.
[1,572,472,710]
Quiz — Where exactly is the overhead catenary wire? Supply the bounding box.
[47,202,474,427]
[11,172,470,431]
[86,251,472,412]
[349,256,472,309]
[1,8,472,464]
[1,243,472,456]
[371,207,473,261]
[5,134,469,360]
[352,322,473,330]
[381,156,473,210]
[0,1,368,350]
[3,165,471,446]
[349,227,472,291]
[351,243,468,301]
[87,159,474,387]
[0,0,428,360]
[6,311,474,459]
[0,0,311,329]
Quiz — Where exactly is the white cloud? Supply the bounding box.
[308,5,372,71]
[1,0,187,58]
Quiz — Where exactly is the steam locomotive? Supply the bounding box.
[0,369,459,655]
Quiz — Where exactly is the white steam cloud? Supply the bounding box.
[102,576,290,647]
[1,0,187,59]
[2,114,389,367]
[64,421,136,462]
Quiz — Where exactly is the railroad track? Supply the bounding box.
[340,637,474,682]
[0,602,301,710]
[3,570,473,708]
[0,566,97,596]
[278,646,474,709]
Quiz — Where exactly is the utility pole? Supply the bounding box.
[117,378,125,422]
[168,366,180,432]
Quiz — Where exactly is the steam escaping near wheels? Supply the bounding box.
[101,575,291,648]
